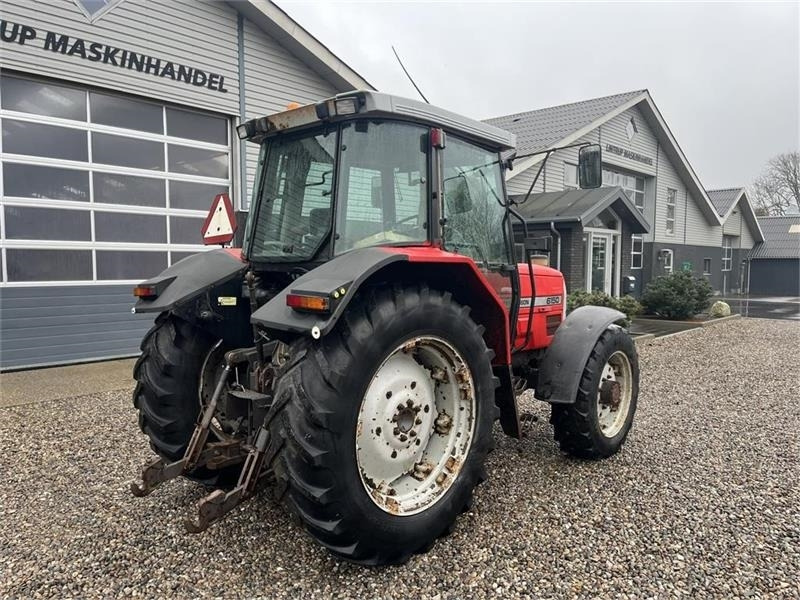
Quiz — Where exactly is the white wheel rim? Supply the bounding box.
[355,336,476,516]
[596,350,633,438]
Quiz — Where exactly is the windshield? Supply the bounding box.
[246,121,430,261]
[334,121,428,253]
[247,129,336,261]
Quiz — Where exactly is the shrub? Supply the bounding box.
[567,290,643,326]
[640,271,713,320]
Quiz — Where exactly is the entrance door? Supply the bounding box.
[590,233,613,294]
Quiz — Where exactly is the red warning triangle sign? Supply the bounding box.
[201,193,237,245]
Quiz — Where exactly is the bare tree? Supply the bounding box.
[751,152,800,216]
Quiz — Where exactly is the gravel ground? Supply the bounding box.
[1,318,798,599]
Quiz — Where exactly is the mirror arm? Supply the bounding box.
[513,141,594,207]
[512,141,594,162]
[515,150,551,206]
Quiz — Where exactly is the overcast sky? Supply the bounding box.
[278,1,799,189]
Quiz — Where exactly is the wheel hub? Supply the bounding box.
[355,336,476,516]
[392,403,419,436]
[599,379,622,409]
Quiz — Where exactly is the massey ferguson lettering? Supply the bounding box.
[1,20,228,93]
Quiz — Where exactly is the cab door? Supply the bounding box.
[440,136,514,309]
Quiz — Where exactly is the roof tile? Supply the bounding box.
[751,216,800,259]
[484,90,646,154]
[707,188,742,218]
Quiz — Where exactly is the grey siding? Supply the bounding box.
[598,107,658,177]
[0,0,240,114]
[646,241,729,293]
[242,17,338,200]
[0,285,152,370]
[722,202,757,249]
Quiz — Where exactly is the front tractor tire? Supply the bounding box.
[268,285,498,565]
[133,313,237,485]
[550,325,639,459]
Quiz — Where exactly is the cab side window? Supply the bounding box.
[441,137,508,266]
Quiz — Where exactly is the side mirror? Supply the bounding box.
[449,176,473,214]
[578,144,602,189]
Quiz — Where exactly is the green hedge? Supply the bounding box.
[567,290,643,326]
[640,271,713,320]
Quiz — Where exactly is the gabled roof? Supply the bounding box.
[486,90,723,226]
[510,186,650,234]
[750,215,800,259]
[484,90,645,156]
[236,1,374,92]
[707,188,741,218]
[707,187,765,243]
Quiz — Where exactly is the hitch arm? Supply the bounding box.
[130,362,235,497]
[183,391,291,533]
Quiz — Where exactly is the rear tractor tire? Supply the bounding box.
[267,285,498,565]
[133,313,238,486]
[550,325,639,459]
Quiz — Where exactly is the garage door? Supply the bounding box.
[0,73,232,370]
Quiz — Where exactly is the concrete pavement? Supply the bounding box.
[0,358,136,408]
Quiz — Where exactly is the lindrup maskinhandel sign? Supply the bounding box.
[0,20,229,93]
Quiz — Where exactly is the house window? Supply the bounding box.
[602,168,645,212]
[722,236,733,271]
[0,73,231,284]
[666,188,677,235]
[564,163,578,190]
[631,234,643,269]
[662,249,673,273]
[625,117,638,143]
[703,258,712,275]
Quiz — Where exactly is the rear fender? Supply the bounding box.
[250,248,408,340]
[534,306,627,404]
[133,248,247,313]
[251,247,511,365]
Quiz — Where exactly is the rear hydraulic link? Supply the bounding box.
[183,386,291,533]
[130,348,254,497]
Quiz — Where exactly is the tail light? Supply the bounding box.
[286,293,330,313]
[133,285,158,299]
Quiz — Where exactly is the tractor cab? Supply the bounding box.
[239,91,517,305]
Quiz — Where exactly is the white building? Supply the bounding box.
[0,0,370,369]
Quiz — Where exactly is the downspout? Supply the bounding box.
[237,13,248,209]
[654,141,660,277]
[550,221,561,271]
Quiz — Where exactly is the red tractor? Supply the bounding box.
[130,91,639,565]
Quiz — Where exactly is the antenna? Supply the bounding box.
[391,45,429,104]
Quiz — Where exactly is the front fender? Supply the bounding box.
[534,306,627,404]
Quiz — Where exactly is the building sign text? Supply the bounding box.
[1,20,228,93]
[605,143,653,166]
